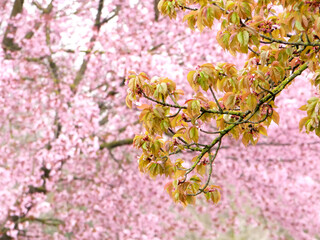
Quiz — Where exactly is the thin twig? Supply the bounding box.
[188,139,222,196]
[178,4,198,11]
[248,46,260,55]
[209,86,223,112]
[200,128,221,134]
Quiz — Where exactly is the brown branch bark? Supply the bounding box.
[71,0,104,92]
[71,2,120,93]
[154,0,160,21]
[100,138,133,150]
[2,0,24,52]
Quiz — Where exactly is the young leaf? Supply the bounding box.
[272,111,280,125]
[247,94,257,111]
[189,126,199,143]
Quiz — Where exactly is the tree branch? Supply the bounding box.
[100,5,120,26]
[154,0,160,21]
[142,92,246,117]
[72,4,120,93]
[99,138,133,150]
[2,0,24,52]
[188,140,222,196]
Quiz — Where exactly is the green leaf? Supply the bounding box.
[242,132,250,146]
[250,34,259,47]
[243,31,249,46]
[161,120,170,131]
[295,20,304,31]
[205,192,211,201]
[198,72,209,91]
[206,6,214,27]
[189,126,199,143]
[199,0,208,6]
[231,12,238,24]
[211,190,221,204]
[222,32,231,48]
[272,111,280,125]
[237,31,244,46]
[247,94,257,111]
[196,164,206,176]
[190,175,201,182]
[152,140,161,154]
[225,94,236,109]
[299,117,309,131]
[148,163,157,178]
[186,195,196,205]
[226,1,235,10]
[315,126,320,137]
[191,100,201,114]
[221,19,228,28]
[241,2,252,18]
[153,108,164,118]
[258,125,268,136]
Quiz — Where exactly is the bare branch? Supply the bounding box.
[188,140,222,196]
[100,138,133,150]
[209,86,223,112]
[154,0,160,21]
[2,0,24,52]
[72,4,120,93]
[100,5,120,26]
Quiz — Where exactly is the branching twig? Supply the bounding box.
[178,4,198,11]
[248,46,260,56]
[143,92,186,109]
[143,92,246,116]
[100,5,120,26]
[188,139,222,196]
[72,3,120,92]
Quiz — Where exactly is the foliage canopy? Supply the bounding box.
[127,0,320,206]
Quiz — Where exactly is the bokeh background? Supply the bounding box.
[0,1,320,239]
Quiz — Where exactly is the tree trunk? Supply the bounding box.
[154,0,160,21]
[2,0,24,51]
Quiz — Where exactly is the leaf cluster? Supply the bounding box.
[126,0,320,205]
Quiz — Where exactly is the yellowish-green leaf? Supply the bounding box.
[272,111,280,125]
[295,20,304,31]
[186,195,196,205]
[237,31,244,46]
[299,116,309,131]
[258,125,268,136]
[242,132,250,146]
[243,31,249,46]
[189,126,199,143]
[196,164,206,176]
[247,94,257,111]
[125,95,132,108]
[211,190,221,204]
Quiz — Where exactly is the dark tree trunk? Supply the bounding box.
[154,0,160,21]
[2,0,24,51]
